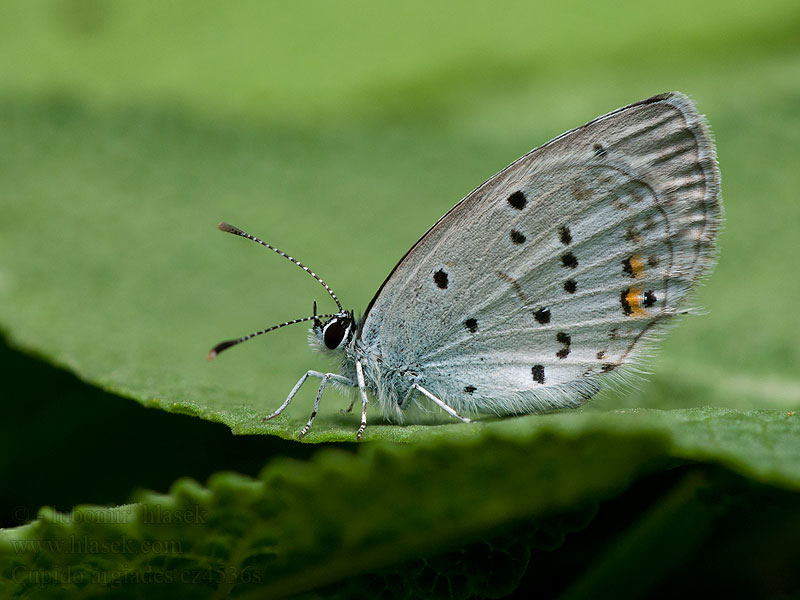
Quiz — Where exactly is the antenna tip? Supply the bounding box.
[208,339,238,360]
[218,222,242,235]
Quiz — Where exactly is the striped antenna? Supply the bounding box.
[217,222,343,311]
[208,314,337,360]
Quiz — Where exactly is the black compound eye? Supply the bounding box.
[323,319,346,349]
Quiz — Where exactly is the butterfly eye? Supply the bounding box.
[323,319,347,349]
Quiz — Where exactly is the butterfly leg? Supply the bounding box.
[341,396,357,414]
[297,373,355,438]
[262,370,352,425]
[298,376,328,439]
[262,370,321,422]
[355,359,369,440]
[413,383,472,424]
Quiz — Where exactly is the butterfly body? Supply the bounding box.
[309,312,415,422]
[211,91,722,439]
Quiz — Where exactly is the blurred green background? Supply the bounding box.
[1,1,799,597]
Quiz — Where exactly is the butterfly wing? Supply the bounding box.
[359,92,722,415]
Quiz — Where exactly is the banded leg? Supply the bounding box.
[297,372,355,438]
[298,376,328,439]
[414,383,472,424]
[355,360,369,440]
[261,370,323,422]
[262,370,353,426]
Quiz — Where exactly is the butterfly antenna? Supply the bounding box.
[217,222,343,311]
[208,314,337,360]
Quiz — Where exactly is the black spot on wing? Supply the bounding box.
[533,308,551,324]
[433,269,448,289]
[622,257,635,278]
[564,279,577,294]
[532,364,545,384]
[507,190,527,210]
[465,318,478,333]
[510,229,526,244]
[620,289,633,315]
[561,252,578,269]
[464,385,476,394]
[558,226,572,245]
[643,290,657,307]
[556,331,571,359]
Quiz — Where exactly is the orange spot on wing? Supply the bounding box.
[626,287,648,317]
[630,254,646,278]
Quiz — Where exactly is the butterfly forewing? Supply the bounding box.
[359,92,721,415]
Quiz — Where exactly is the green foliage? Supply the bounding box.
[1,0,799,597]
[2,411,798,598]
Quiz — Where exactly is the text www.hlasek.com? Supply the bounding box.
[11,535,182,554]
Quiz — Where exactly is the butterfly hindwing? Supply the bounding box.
[358,92,721,416]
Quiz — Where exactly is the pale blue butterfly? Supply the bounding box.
[210,92,722,440]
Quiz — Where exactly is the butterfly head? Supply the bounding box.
[312,310,356,353]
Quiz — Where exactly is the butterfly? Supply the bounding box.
[209,92,722,440]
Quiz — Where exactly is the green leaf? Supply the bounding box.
[1,59,799,440]
[1,1,800,597]
[2,408,800,598]
[0,2,798,439]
